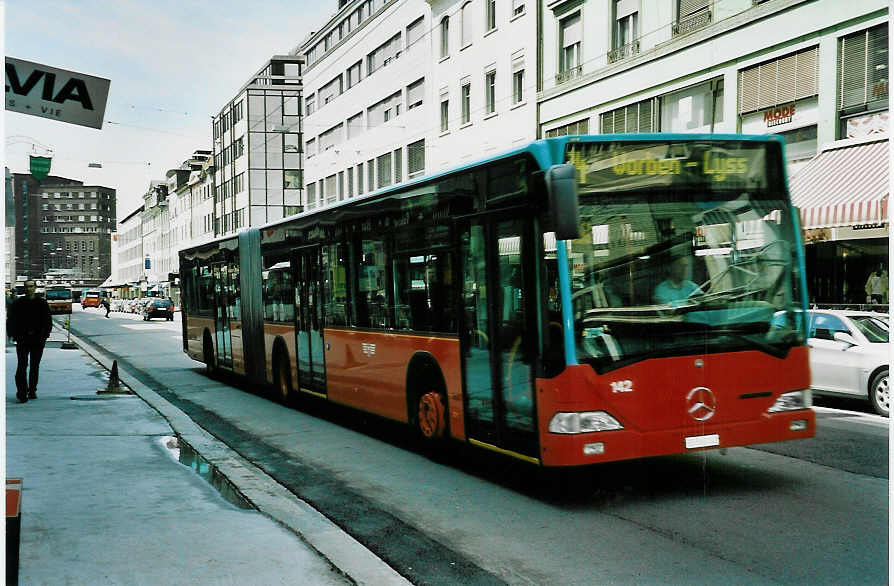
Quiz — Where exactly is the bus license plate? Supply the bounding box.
[685,434,719,449]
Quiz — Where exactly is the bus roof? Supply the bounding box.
[180,133,784,254]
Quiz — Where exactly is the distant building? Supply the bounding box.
[7,172,116,287]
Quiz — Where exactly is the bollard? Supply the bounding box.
[6,478,22,585]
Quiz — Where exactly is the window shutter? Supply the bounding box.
[840,25,888,110]
[738,46,818,114]
[562,13,581,47]
[679,0,709,17]
[642,99,654,132]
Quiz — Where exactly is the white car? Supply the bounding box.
[807,309,889,416]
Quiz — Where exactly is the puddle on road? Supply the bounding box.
[161,436,254,510]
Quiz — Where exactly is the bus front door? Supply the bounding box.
[460,217,538,460]
[213,263,233,368]
[294,246,327,396]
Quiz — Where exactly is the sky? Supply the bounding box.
[4,1,334,217]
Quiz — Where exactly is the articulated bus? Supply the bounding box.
[45,283,73,315]
[179,134,815,467]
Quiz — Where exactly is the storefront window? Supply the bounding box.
[660,80,722,133]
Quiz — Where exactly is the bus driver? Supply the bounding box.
[654,255,702,305]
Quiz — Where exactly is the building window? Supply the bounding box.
[485,70,496,115]
[440,96,449,132]
[408,139,425,177]
[673,0,711,36]
[407,78,425,110]
[601,98,655,133]
[661,80,722,133]
[394,148,403,184]
[320,122,344,151]
[440,16,450,58]
[839,24,888,137]
[306,95,316,116]
[368,33,401,74]
[407,16,424,48]
[610,0,639,63]
[558,13,582,82]
[513,68,525,104]
[306,137,316,157]
[486,0,496,31]
[738,47,818,114]
[461,82,471,124]
[357,163,364,195]
[368,159,375,192]
[347,112,364,139]
[546,118,589,137]
[461,2,474,47]
[320,74,342,105]
[369,91,402,127]
[346,61,362,89]
[512,0,525,17]
[377,153,392,189]
[325,174,337,205]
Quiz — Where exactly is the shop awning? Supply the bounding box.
[789,137,888,230]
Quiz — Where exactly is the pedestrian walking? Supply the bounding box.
[7,279,52,403]
[101,297,111,318]
[864,264,888,304]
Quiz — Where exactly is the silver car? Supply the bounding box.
[807,309,889,416]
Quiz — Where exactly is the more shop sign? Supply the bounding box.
[741,97,817,134]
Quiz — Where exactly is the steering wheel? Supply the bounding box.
[695,240,790,296]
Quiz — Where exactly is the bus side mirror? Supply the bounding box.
[545,164,580,240]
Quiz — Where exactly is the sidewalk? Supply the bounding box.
[5,322,407,585]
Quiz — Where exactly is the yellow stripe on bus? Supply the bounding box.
[468,439,540,465]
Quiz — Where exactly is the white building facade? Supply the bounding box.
[115,205,144,288]
[428,0,537,171]
[537,0,888,304]
[302,0,431,208]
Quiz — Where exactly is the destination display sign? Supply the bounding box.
[566,140,772,192]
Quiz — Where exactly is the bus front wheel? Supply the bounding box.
[417,390,446,440]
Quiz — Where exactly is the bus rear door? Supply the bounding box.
[293,246,327,396]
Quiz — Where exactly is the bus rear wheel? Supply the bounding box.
[274,354,293,405]
[203,334,216,377]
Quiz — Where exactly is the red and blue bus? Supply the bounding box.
[179,134,814,467]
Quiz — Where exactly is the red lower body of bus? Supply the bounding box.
[185,316,814,467]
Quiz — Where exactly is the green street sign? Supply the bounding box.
[30,155,52,179]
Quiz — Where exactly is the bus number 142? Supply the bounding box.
[611,380,633,393]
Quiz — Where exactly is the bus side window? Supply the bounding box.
[356,239,388,328]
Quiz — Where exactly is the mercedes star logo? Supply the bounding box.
[686,386,716,421]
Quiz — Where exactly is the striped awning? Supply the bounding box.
[789,137,888,230]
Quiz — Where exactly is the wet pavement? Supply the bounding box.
[5,320,408,585]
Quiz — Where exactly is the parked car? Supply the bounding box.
[807,309,889,416]
[81,291,102,308]
[142,298,174,321]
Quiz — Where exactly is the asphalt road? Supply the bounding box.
[66,306,890,585]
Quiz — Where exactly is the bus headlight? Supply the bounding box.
[767,390,811,413]
[549,411,623,434]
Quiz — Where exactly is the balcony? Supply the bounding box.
[608,39,641,64]
[672,9,712,36]
[555,64,583,85]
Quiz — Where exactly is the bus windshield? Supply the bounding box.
[45,288,72,301]
[562,139,805,372]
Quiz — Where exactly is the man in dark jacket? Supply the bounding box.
[7,280,52,403]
